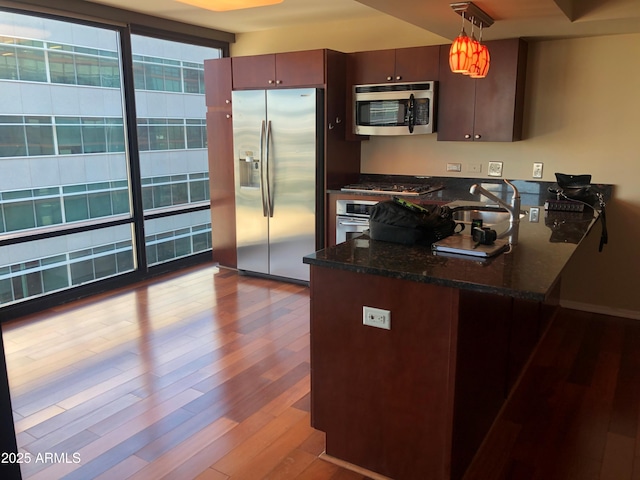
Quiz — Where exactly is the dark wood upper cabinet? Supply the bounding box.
[324,50,361,191]
[231,49,326,89]
[349,45,440,85]
[437,38,528,142]
[204,57,232,111]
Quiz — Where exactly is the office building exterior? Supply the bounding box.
[0,11,222,307]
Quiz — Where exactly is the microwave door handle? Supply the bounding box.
[260,120,268,217]
[408,93,415,134]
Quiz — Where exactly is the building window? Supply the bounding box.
[136,118,206,152]
[0,115,126,158]
[132,54,206,94]
[145,216,212,266]
[0,10,223,308]
[0,228,135,306]
[132,34,219,265]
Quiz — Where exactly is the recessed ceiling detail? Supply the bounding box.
[75,0,640,38]
[175,0,283,12]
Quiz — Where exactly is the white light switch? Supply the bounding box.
[533,162,544,178]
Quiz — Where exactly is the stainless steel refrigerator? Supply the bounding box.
[232,88,323,282]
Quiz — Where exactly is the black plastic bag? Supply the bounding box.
[369,199,459,246]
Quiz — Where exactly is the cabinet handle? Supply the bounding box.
[475,134,482,139]
[335,117,342,124]
[225,99,230,104]
[268,80,274,84]
[395,75,402,81]
[276,80,282,85]
[328,123,335,130]
[226,114,231,119]
[386,76,393,81]
[464,134,471,139]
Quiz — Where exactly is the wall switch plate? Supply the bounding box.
[468,163,482,173]
[529,207,540,223]
[533,162,544,179]
[488,161,503,177]
[363,306,391,330]
[447,163,462,172]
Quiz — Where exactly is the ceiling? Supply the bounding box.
[76,0,640,41]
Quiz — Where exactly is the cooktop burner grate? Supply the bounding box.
[341,183,442,196]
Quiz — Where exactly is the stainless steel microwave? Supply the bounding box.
[353,81,437,136]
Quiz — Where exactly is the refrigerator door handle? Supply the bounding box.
[266,119,274,218]
[260,120,268,217]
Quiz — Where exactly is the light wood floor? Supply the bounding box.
[3,263,640,479]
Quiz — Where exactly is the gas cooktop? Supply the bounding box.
[341,183,443,196]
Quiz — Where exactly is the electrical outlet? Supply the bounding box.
[363,306,391,330]
[488,161,503,177]
[446,163,462,172]
[533,162,544,179]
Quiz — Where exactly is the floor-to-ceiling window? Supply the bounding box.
[0,10,223,311]
[131,35,216,266]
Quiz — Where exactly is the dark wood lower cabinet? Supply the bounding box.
[309,265,557,480]
[207,110,237,268]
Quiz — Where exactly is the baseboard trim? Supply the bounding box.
[319,452,393,480]
[559,300,640,320]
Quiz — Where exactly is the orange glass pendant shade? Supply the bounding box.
[462,35,480,75]
[449,31,473,73]
[469,43,490,78]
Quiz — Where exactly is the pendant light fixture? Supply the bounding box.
[468,23,490,78]
[448,12,472,73]
[449,2,494,78]
[461,19,479,75]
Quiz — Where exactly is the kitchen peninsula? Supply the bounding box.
[303,181,608,480]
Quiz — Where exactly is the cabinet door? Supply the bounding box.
[275,49,325,87]
[437,39,528,142]
[324,50,361,217]
[204,57,232,111]
[349,49,396,84]
[473,38,527,142]
[207,110,236,267]
[231,54,276,89]
[394,46,440,82]
[436,45,476,141]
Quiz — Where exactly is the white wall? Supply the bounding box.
[231,24,640,318]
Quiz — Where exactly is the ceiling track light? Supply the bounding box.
[448,2,494,78]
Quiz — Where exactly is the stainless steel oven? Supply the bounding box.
[336,199,378,244]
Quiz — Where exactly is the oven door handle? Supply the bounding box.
[337,219,370,226]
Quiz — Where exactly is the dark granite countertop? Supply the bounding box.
[312,175,612,301]
[305,204,603,302]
